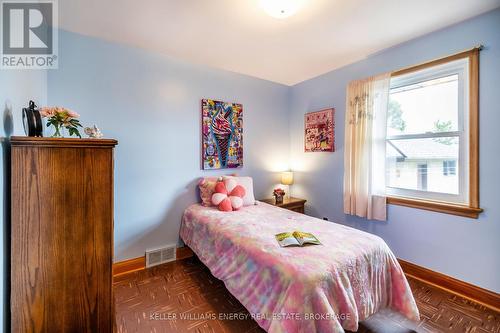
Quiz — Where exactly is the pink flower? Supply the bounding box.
[66,109,80,118]
[39,107,55,118]
[39,106,80,119]
[40,105,82,138]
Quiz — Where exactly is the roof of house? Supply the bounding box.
[387,139,458,160]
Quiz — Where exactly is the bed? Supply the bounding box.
[180,202,419,333]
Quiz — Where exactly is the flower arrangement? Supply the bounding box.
[40,107,82,138]
[273,188,286,204]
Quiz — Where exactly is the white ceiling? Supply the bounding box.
[59,0,500,86]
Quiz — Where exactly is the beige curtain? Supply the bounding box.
[344,73,390,221]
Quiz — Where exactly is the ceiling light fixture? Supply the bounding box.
[259,0,306,19]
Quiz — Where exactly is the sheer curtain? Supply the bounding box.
[344,73,390,221]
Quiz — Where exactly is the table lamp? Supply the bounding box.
[281,171,294,199]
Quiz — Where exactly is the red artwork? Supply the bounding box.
[304,108,335,152]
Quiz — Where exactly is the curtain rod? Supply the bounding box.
[391,45,483,77]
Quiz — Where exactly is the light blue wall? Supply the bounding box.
[0,70,47,333]
[288,9,500,292]
[48,31,291,261]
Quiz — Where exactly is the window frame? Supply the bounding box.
[386,58,468,204]
[386,48,482,218]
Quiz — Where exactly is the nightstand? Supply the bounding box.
[261,197,307,214]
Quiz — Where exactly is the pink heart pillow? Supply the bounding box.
[211,178,246,211]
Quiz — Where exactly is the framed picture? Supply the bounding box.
[304,108,335,152]
[201,99,243,170]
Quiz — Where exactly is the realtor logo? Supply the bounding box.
[1,0,58,69]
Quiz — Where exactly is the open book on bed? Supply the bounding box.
[275,231,321,247]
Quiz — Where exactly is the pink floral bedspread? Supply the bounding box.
[180,202,419,332]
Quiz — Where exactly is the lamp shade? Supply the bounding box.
[281,171,294,185]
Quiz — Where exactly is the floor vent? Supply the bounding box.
[146,245,176,268]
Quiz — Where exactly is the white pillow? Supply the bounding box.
[222,176,256,206]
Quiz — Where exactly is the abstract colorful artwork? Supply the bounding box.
[202,99,243,170]
[305,108,335,152]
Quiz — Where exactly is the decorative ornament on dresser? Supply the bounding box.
[201,98,243,170]
[84,125,104,139]
[40,106,83,138]
[22,100,43,137]
[273,188,286,204]
[305,108,335,152]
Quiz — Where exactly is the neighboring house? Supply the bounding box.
[387,138,458,194]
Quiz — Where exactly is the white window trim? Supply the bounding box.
[386,58,470,205]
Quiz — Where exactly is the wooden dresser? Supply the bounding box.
[11,137,118,333]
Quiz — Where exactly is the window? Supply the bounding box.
[385,49,482,218]
[443,160,456,176]
[386,59,467,202]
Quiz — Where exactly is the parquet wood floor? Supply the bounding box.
[114,257,500,333]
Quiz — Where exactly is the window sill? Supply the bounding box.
[387,196,483,219]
